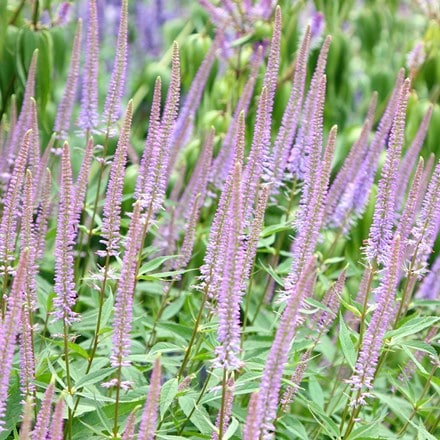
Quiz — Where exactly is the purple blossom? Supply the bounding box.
[417,253,440,300]
[110,201,143,367]
[99,102,133,257]
[138,358,162,440]
[365,79,410,265]
[0,250,28,430]
[32,383,55,440]
[48,399,65,440]
[121,410,137,440]
[78,0,99,130]
[53,143,78,325]
[348,235,401,406]
[54,19,82,137]
[103,0,128,127]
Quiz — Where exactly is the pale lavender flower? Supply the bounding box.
[135,77,162,203]
[249,259,316,439]
[28,98,40,178]
[103,0,128,127]
[214,163,245,370]
[279,124,336,302]
[34,169,52,261]
[0,250,28,430]
[141,44,180,214]
[417,254,440,300]
[365,78,410,265]
[348,235,401,406]
[407,41,425,74]
[48,399,64,440]
[351,69,405,216]
[269,26,311,190]
[243,392,259,440]
[19,397,33,440]
[288,36,331,179]
[396,105,433,206]
[0,96,17,180]
[32,383,55,440]
[19,306,35,401]
[99,101,133,257]
[72,137,94,229]
[0,130,32,274]
[325,92,377,228]
[56,2,71,25]
[54,19,82,137]
[138,358,162,440]
[121,410,137,440]
[212,378,235,440]
[407,159,440,273]
[242,87,269,222]
[53,143,78,325]
[110,201,143,367]
[170,32,221,161]
[78,0,99,130]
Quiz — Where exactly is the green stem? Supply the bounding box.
[63,320,73,440]
[218,368,228,440]
[112,365,123,438]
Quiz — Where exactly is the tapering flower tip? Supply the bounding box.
[72,136,94,229]
[270,24,311,189]
[48,398,64,440]
[135,76,162,202]
[0,129,32,271]
[19,396,33,440]
[138,358,162,440]
[0,249,28,431]
[256,258,316,438]
[408,159,440,271]
[32,382,55,440]
[21,169,34,251]
[243,392,260,440]
[53,142,78,325]
[54,18,82,137]
[214,162,245,370]
[103,0,128,127]
[212,378,235,440]
[264,5,281,107]
[78,0,99,130]
[365,78,410,266]
[110,200,142,368]
[396,104,433,204]
[99,101,133,257]
[349,234,401,407]
[121,410,137,440]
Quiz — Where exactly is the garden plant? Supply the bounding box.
[0,0,439,439]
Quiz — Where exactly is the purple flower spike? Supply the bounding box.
[214,163,245,370]
[19,397,33,439]
[54,19,82,137]
[269,26,311,190]
[121,410,137,440]
[0,129,32,274]
[138,358,162,440]
[251,259,316,439]
[417,253,440,300]
[99,101,133,257]
[110,201,143,367]
[48,399,64,440]
[348,235,401,407]
[32,383,55,440]
[34,168,52,261]
[103,0,128,127]
[78,0,99,131]
[0,249,29,431]
[365,79,410,265]
[212,378,235,440]
[53,143,78,325]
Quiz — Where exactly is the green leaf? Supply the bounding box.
[75,367,115,389]
[386,317,440,342]
[224,417,239,439]
[160,378,178,419]
[308,401,340,439]
[339,315,357,370]
[139,255,177,275]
